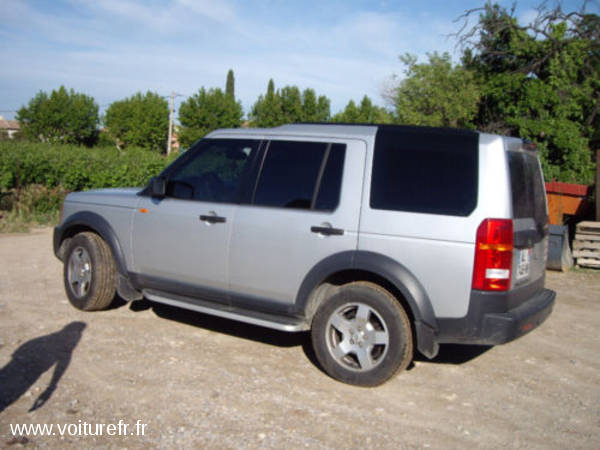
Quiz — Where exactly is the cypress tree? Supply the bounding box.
[226,69,235,99]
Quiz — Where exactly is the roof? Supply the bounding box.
[0,119,20,130]
[208,123,379,140]
[207,123,488,142]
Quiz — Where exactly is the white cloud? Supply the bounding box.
[0,0,464,118]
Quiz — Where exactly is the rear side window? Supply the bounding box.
[370,127,478,216]
[508,150,547,226]
[253,141,346,211]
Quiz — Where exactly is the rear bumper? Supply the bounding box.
[436,277,555,346]
[475,288,555,344]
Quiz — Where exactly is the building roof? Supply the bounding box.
[0,119,20,130]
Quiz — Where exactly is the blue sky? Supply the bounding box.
[0,0,596,120]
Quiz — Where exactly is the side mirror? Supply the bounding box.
[150,177,166,198]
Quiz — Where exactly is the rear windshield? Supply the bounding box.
[370,126,479,216]
[508,150,547,226]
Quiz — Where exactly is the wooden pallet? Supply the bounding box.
[574,222,600,269]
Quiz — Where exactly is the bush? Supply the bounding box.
[0,141,177,230]
[0,141,176,192]
[0,185,69,232]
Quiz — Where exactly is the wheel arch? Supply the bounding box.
[295,250,440,359]
[54,211,128,277]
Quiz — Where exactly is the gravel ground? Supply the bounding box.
[0,227,598,449]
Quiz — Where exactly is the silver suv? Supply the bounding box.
[54,124,556,386]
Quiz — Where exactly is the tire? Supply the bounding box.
[63,232,117,311]
[311,282,413,386]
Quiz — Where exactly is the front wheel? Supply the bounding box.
[311,282,413,386]
[63,232,117,311]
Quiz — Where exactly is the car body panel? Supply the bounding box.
[131,197,235,295]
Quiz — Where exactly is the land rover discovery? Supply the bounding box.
[54,124,556,386]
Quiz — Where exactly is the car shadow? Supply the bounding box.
[131,299,308,348]
[105,295,128,310]
[129,299,491,373]
[0,321,86,413]
[131,299,325,370]
[411,344,492,367]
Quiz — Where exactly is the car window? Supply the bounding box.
[253,141,345,211]
[370,127,478,216]
[314,144,346,211]
[166,139,259,203]
[508,150,547,227]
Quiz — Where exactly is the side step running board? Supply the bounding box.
[143,290,309,333]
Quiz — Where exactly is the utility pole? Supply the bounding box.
[167,91,175,155]
[596,148,600,222]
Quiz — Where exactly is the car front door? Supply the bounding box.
[131,139,261,301]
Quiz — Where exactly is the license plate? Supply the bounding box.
[516,248,531,280]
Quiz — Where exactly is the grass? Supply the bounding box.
[0,185,66,233]
[570,265,600,274]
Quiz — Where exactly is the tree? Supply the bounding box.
[392,52,481,128]
[250,79,282,127]
[226,69,235,99]
[103,91,169,152]
[317,95,331,122]
[301,88,318,122]
[178,87,243,148]
[332,100,360,123]
[250,80,331,126]
[331,95,392,123]
[17,86,99,146]
[458,2,598,183]
[358,96,392,123]
[301,88,330,122]
[279,86,303,123]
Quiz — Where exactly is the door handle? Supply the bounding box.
[311,225,344,236]
[200,214,226,224]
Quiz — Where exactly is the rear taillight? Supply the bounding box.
[472,219,514,291]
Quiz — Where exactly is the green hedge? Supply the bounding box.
[0,141,177,192]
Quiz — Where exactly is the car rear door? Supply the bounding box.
[228,138,365,312]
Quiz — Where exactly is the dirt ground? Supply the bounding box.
[0,227,598,449]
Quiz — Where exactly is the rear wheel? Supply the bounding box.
[311,282,413,386]
[63,232,117,311]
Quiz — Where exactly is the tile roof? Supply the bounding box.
[0,119,20,130]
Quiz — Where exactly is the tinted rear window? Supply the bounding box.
[508,151,547,225]
[370,127,479,216]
